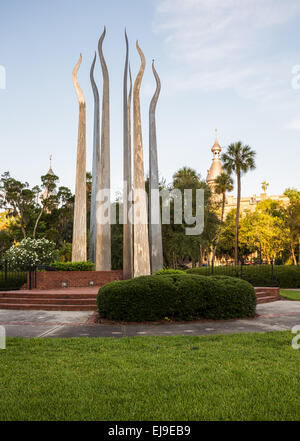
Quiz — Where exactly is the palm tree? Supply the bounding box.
[211,172,233,263]
[222,142,256,265]
[173,166,201,189]
[215,172,234,223]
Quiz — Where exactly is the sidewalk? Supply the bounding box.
[1,300,300,338]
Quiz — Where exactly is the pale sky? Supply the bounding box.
[0,0,299,198]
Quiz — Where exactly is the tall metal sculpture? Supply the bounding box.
[123,31,133,279]
[97,27,111,271]
[128,65,133,260]
[133,41,150,277]
[72,54,87,262]
[89,52,100,264]
[149,61,163,272]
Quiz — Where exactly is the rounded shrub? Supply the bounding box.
[161,274,213,320]
[97,274,256,322]
[97,275,175,322]
[204,276,256,319]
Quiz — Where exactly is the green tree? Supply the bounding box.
[162,167,218,268]
[173,166,202,189]
[0,171,75,250]
[222,142,256,265]
[217,209,253,262]
[284,188,300,265]
[32,173,59,238]
[0,230,12,258]
[0,172,37,238]
[240,200,289,263]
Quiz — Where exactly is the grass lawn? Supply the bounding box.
[280,289,300,301]
[0,332,299,421]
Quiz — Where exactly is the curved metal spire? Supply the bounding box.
[96,26,111,271]
[89,51,100,264]
[134,41,146,97]
[71,54,87,262]
[133,41,150,277]
[128,64,132,109]
[123,29,133,279]
[90,52,99,102]
[128,63,133,195]
[98,27,109,89]
[149,60,163,273]
[72,54,85,105]
[150,60,161,115]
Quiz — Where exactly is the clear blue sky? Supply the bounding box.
[0,0,299,197]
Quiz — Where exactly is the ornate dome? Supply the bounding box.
[206,129,223,187]
[207,159,223,184]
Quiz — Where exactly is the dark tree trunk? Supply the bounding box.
[33,207,44,239]
[20,212,26,239]
[291,246,297,265]
[235,171,241,265]
[199,245,203,266]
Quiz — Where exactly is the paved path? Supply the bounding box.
[0,300,300,338]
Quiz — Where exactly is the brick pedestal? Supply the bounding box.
[33,270,123,290]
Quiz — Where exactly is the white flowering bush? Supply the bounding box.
[3,238,57,269]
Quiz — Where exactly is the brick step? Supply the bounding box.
[255,288,278,292]
[256,296,279,304]
[256,289,277,293]
[0,297,96,305]
[256,292,276,298]
[0,303,97,311]
[254,287,280,303]
[0,292,97,300]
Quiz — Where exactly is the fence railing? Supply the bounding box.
[0,259,281,291]
[0,261,32,291]
[197,261,278,286]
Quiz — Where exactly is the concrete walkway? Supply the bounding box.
[1,300,300,338]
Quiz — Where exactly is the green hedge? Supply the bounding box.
[186,265,300,288]
[97,274,256,322]
[98,276,176,322]
[49,261,95,271]
[155,269,187,275]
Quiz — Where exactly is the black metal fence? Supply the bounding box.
[0,259,281,290]
[0,261,30,291]
[195,261,279,286]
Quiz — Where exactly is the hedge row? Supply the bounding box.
[155,269,187,275]
[97,274,256,322]
[186,265,300,288]
[49,261,95,271]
